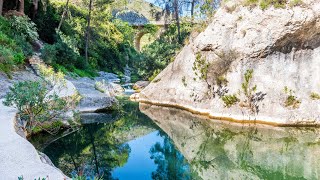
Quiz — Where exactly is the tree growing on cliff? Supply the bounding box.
[221,69,266,114]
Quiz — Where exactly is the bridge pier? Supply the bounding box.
[134,31,146,52]
[133,23,166,51]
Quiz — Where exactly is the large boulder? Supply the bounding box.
[140,1,320,125]
[0,70,41,98]
[69,77,117,112]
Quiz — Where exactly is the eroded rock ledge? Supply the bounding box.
[0,100,68,179]
[140,1,320,125]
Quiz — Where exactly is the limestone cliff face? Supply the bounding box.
[140,1,320,125]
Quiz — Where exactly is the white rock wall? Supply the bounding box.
[140,1,320,124]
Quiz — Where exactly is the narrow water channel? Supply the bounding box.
[30,98,320,180]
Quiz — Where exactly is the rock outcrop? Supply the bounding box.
[0,100,68,179]
[140,1,320,125]
[133,81,150,92]
[69,77,117,112]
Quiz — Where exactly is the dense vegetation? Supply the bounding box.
[0,0,222,80]
[38,0,140,77]
[0,15,34,76]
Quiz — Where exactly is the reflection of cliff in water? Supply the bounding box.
[140,103,320,180]
[33,99,157,179]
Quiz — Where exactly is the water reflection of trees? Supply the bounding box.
[42,99,158,179]
[44,122,131,179]
[140,104,320,180]
[149,130,202,180]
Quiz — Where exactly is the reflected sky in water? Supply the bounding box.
[112,131,162,180]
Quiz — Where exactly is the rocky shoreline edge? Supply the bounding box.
[0,70,126,179]
[132,94,320,127]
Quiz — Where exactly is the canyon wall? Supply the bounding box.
[140,1,320,125]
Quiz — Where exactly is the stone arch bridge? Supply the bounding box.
[114,10,170,51]
[132,21,170,51]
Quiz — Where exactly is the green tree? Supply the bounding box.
[85,0,93,64]
[3,81,66,132]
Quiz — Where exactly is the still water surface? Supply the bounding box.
[30,98,320,180]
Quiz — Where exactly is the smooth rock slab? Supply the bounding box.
[0,100,68,179]
[69,77,117,112]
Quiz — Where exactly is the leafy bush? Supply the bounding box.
[241,69,256,98]
[283,86,301,108]
[289,0,303,6]
[18,176,47,180]
[3,67,80,134]
[244,0,288,9]
[8,15,39,42]
[240,69,266,113]
[41,38,84,69]
[0,46,15,75]
[221,70,266,113]
[222,94,239,107]
[148,69,161,81]
[310,92,320,100]
[3,81,65,132]
[0,16,33,75]
[0,42,25,76]
[41,43,57,64]
[192,52,210,81]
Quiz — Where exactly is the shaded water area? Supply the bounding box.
[30,98,320,180]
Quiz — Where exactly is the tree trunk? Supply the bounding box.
[0,0,3,16]
[191,0,195,20]
[88,126,99,176]
[57,0,70,32]
[32,0,39,19]
[173,0,181,44]
[85,0,93,64]
[164,3,170,29]
[19,0,24,14]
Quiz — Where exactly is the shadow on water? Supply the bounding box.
[30,98,320,180]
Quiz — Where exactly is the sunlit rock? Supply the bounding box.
[140,1,320,124]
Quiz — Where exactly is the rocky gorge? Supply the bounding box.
[0,66,124,179]
[139,0,320,126]
[2,0,320,179]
